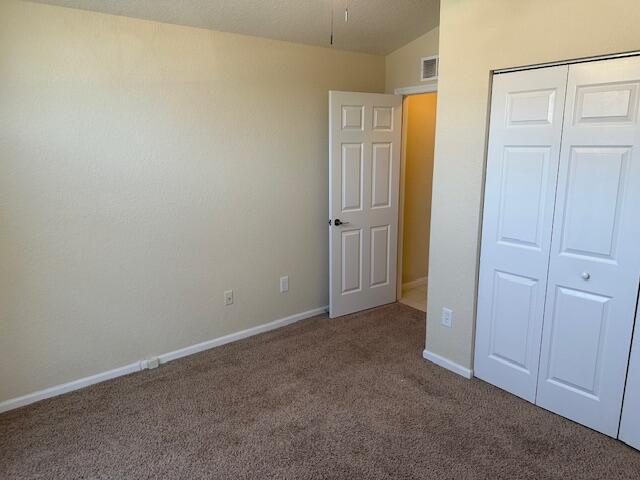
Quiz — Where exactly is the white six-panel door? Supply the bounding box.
[329,91,402,318]
[536,56,640,437]
[474,66,568,402]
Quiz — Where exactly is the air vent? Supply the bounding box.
[421,55,439,81]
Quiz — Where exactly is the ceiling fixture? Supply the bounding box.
[330,1,349,46]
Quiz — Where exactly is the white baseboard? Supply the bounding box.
[0,305,328,414]
[158,306,328,364]
[402,276,428,290]
[0,362,144,414]
[423,349,473,379]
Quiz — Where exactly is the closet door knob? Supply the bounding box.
[581,272,591,280]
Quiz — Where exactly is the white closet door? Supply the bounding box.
[620,300,640,449]
[536,56,640,437]
[474,66,568,401]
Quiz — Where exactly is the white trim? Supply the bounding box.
[394,83,437,96]
[423,349,473,379]
[402,276,428,291]
[0,306,328,414]
[494,50,640,74]
[0,362,144,414]
[396,97,409,301]
[158,306,327,364]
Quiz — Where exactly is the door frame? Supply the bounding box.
[394,82,438,302]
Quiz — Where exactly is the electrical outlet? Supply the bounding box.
[441,307,453,328]
[280,275,289,293]
[224,289,234,306]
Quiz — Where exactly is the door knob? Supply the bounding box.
[333,218,350,226]
[581,272,591,280]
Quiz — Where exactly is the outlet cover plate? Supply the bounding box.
[280,276,289,293]
[441,308,453,328]
[224,290,234,306]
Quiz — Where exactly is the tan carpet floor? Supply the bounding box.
[1,303,639,479]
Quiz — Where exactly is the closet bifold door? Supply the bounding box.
[535,56,640,437]
[620,299,640,449]
[474,66,568,402]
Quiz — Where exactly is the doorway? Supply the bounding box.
[397,92,437,313]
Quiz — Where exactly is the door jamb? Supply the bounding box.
[394,83,438,96]
[395,82,438,301]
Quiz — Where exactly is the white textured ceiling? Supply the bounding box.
[29,0,440,55]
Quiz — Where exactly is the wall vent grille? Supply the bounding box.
[421,56,439,81]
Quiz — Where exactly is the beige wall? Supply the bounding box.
[402,93,437,284]
[0,0,384,403]
[427,0,640,369]
[385,27,439,93]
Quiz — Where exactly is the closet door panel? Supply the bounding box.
[620,300,640,449]
[474,66,568,402]
[536,56,640,437]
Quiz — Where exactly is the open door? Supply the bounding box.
[329,91,402,318]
